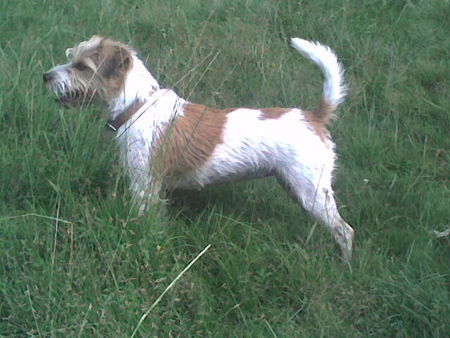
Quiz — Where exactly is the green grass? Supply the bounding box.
[1,0,449,336]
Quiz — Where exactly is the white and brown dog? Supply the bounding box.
[43,36,354,261]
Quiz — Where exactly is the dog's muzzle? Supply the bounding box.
[43,72,95,108]
[42,71,54,83]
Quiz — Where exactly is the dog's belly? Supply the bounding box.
[167,166,273,190]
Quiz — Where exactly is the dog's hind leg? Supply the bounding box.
[276,167,354,262]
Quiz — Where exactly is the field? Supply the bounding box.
[1,0,449,336]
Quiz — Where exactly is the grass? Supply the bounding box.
[1,0,449,336]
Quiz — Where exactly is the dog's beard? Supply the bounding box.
[56,89,96,107]
[47,82,96,108]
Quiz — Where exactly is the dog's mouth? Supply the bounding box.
[55,89,96,108]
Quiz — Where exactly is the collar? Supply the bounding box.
[107,101,145,131]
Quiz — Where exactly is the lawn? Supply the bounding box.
[0,0,449,336]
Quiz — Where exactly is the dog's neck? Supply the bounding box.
[107,100,146,131]
[108,55,160,120]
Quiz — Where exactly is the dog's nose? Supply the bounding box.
[43,72,53,83]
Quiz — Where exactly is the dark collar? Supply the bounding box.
[107,101,145,131]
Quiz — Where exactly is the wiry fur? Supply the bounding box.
[44,36,354,262]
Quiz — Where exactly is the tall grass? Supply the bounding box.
[1,0,449,336]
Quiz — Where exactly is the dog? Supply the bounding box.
[43,36,354,261]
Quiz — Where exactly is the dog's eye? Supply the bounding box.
[73,62,88,71]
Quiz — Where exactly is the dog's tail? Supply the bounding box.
[291,38,347,124]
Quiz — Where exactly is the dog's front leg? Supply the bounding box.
[123,144,165,215]
[129,170,164,216]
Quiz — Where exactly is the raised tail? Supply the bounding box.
[291,38,347,124]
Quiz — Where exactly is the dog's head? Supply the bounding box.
[43,36,134,108]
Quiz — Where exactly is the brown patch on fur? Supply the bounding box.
[259,107,291,120]
[313,99,337,125]
[154,103,234,179]
[303,110,329,143]
[98,39,133,78]
[304,99,336,143]
[95,39,133,99]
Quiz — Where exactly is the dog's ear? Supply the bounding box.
[100,44,133,78]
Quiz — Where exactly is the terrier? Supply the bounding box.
[43,36,354,261]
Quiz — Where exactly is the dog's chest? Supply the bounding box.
[116,97,232,184]
[152,103,232,179]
